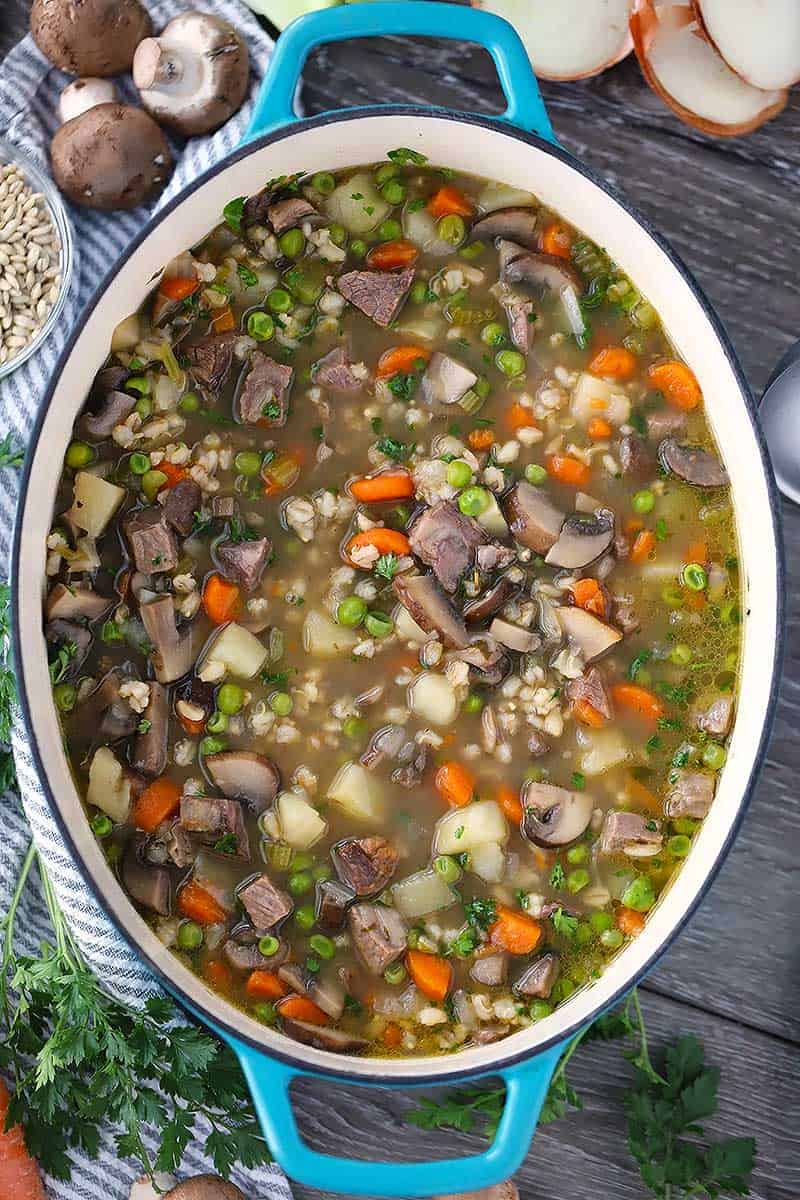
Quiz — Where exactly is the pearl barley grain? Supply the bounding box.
[0,162,61,370]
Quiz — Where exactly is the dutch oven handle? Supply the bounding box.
[244,0,556,143]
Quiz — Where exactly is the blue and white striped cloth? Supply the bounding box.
[0,5,295,1197]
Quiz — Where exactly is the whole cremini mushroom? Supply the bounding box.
[164,1175,248,1200]
[58,78,118,124]
[51,103,173,211]
[132,12,250,137]
[30,0,152,77]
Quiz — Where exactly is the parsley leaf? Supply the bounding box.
[228,517,258,543]
[387,147,428,165]
[374,553,400,582]
[551,907,579,939]
[386,371,420,402]
[549,862,566,889]
[222,196,246,234]
[48,638,77,685]
[137,718,152,734]
[628,649,652,681]
[237,264,259,288]
[376,436,414,463]
[571,771,586,791]
[213,832,238,855]
[0,433,24,469]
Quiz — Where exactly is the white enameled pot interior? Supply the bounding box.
[16,113,779,1084]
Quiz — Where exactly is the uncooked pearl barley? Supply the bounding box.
[0,161,62,369]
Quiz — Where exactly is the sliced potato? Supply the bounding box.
[86,746,131,823]
[277,790,328,849]
[393,603,428,644]
[200,622,267,679]
[469,840,507,883]
[477,181,537,212]
[579,728,632,776]
[392,869,457,919]
[325,172,390,235]
[476,493,510,538]
[408,672,458,725]
[571,372,630,427]
[435,799,509,854]
[303,609,359,658]
[327,760,385,824]
[67,471,126,537]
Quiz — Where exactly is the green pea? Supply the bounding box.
[667,834,691,858]
[621,875,655,913]
[365,611,393,639]
[463,692,483,714]
[269,691,293,716]
[702,742,727,770]
[350,238,367,260]
[633,489,655,514]
[529,999,553,1020]
[141,469,168,502]
[312,171,336,195]
[376,218,403,242]
[381,179,406,206]
[177,921,204,951]
[575,921,594,947]
[496,349,526,377]
[217,683,244,715]
[234,449,263,477]
[295,903,316,931]
[669,642,692,666]
[475,376,490,399]
[253,1001,277,1024]
[206,711,228,734]
[682,562,708,591]
[410,279,431,304]
[247,310,275,341]
[125,375,150,396]
[661,584,685,609]
[279,228,306,259]
[53,682,77,712]
[129,452,151,476]
[312,863,332,883]
[375,162,400,187]
[437,214,466,245]
[178,390,201,413]
[90,812,112,837]
[200,735,226,756]
[135,395,153,420]
[446,459,472,489]
[720,600,741,626]
[566,868,590,894]
[292,852,315,871]
[343,715,367,740]
[672,817,698,835]
[551,978,576,1004]
[601,928,624,950]
[589,910,614,934]
[383,962,407,985]
[566,843,588,865]
[458,486,490,517]
[337,595,367,627]
[65,440,94,469]
[459,242,484,260]
[258,934,280,957]
[309,933,336,960]
[433,855,462,884]
[328,223,347,247]
[267,287,293,314]
[288,870,313,896]
[480,322,507,347]
[525,463,547,486]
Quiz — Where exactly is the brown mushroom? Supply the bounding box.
[31,0,151,76]
[133,12,250,138]
[521,781,594,847]
[164,1177,247,1200]
[51,105,173,211]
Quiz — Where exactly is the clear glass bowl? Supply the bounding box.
[0,135,74,381]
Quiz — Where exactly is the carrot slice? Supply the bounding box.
[616,907,646,937]
[589,345,637,381]
[203,573,241,624]
[611,683,664,723]
[572,577,606,617]
[546,454,590,487]
[350,471,415,503]
[178,880,227,926]
[573,698,606,728]
[376,345,431,379]
[132,776,182,833]
[647,360,702,410]
[159,276,198,301]
[625,774,661,813]
[211,305,236,333]
[587,416,613,440]
[246,971,289,1001]
[156,460,188,491]
[366,239,418,271]
[685,540,708,565]
[0,1079,46,1200]
[434,761,475,808]
[427,185,474,218]
[541,221,572,260]
[467,427,495,451]
[630,529,656,564]
[505,402,537,432]
[382,1021,403,1048]
[497,784,523,824]
[203,958,234,991]
[347,528,411,559]
[406,949,453,1002]
[277,994,330,1025]
[489,905,543,955]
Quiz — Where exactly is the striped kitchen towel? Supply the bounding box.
[0,5,295,1198]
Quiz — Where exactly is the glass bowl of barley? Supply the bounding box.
[0,136,74,380]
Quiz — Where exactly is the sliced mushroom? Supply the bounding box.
[80,389,136,441]
[223,924,288,971]
[164,1177,246,1200]
[205,751,280,813]
[469,952,509,987]
[449,635,512,686]
[488,617,542,654]
[555,606,623,662]
[501,481,565,554]
[307,972,347,1020]
[280,1017,368,1054]
[514,953,559,999]
[659,438,729,488]
[45,582,113,622]
[131,681,169,777]
[470,207,539,248]
[393,573,469,649]
[463,575,521,625]
[420,352,478,408]
[502,249,583,293]
[140,595,197,683]
[122,843,170,915]
[545,509,615,570]
[521,781,593,847]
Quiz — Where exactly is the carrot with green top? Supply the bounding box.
[350,471,415,503]
[434,760,475,808]
[406,949,453,1002]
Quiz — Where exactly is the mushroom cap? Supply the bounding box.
[31,0,152,76]
[58,77,118,125]
[133,12,250,138]
[164,1177,247,1200]
[51,104,173,212]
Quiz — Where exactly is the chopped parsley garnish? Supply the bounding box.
[463,897,496,932]
[48,639,77,685]
[551,907,579,939]
[213,832,238,855]
[191,510,212,536]
[374,553,400,582]
[376,436,414,462]
[628,650,652,681]
[549,862,566,890]
[101,620,124,644]
[137,719,152,734]
[387,147,428,165]
[646,734,662,753]
[222,195,246,234]
[387,371,419,402]
[350,192,364,200]
[571,772,586,791]
[261,400,282,420]
[229,517,259,543]
[371,416,383,434]
[260,668,291,687]
[657,681,691,707]
[655,517,669,542]
[658,716,683,731]
[454,825,465,840]
[407,197,427,212]
[237,264,258,287]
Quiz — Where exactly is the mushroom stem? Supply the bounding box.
[133,38,185,90]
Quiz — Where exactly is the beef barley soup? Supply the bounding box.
[44,152,740,1057]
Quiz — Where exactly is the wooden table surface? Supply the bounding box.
[2,5,798,1199]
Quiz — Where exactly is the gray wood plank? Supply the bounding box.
[288,989,798,1200]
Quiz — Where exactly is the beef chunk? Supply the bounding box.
[503,298,535,352]
[347,903,407,974]
[695,696,733,738]
[645,407,687,442]
[236,353,293,426]
[211,495,238,519]
[514,953,559,999]
[665,770,716,819]
[420,352,478,408]
[267,196,321,234]
[315,879,355,932]
[613,596,640,635]
[164,821,195,869]
[162,478,202,537]
[476,542,516,572]
[335,837,399,896]
[184,332,237,391]
[565,666,613,720]
[239,872,293,929]
[336,266,414,327]
[392,572,469,649]
[408,501,487,593]
[312,344,364,392]
[527,729,550,757]
[180,794,250,858]
[619,434,653,478]
[124,507,179,574]
[470,952,508,987]
[216,536,272,591]
[599,810,662,855]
